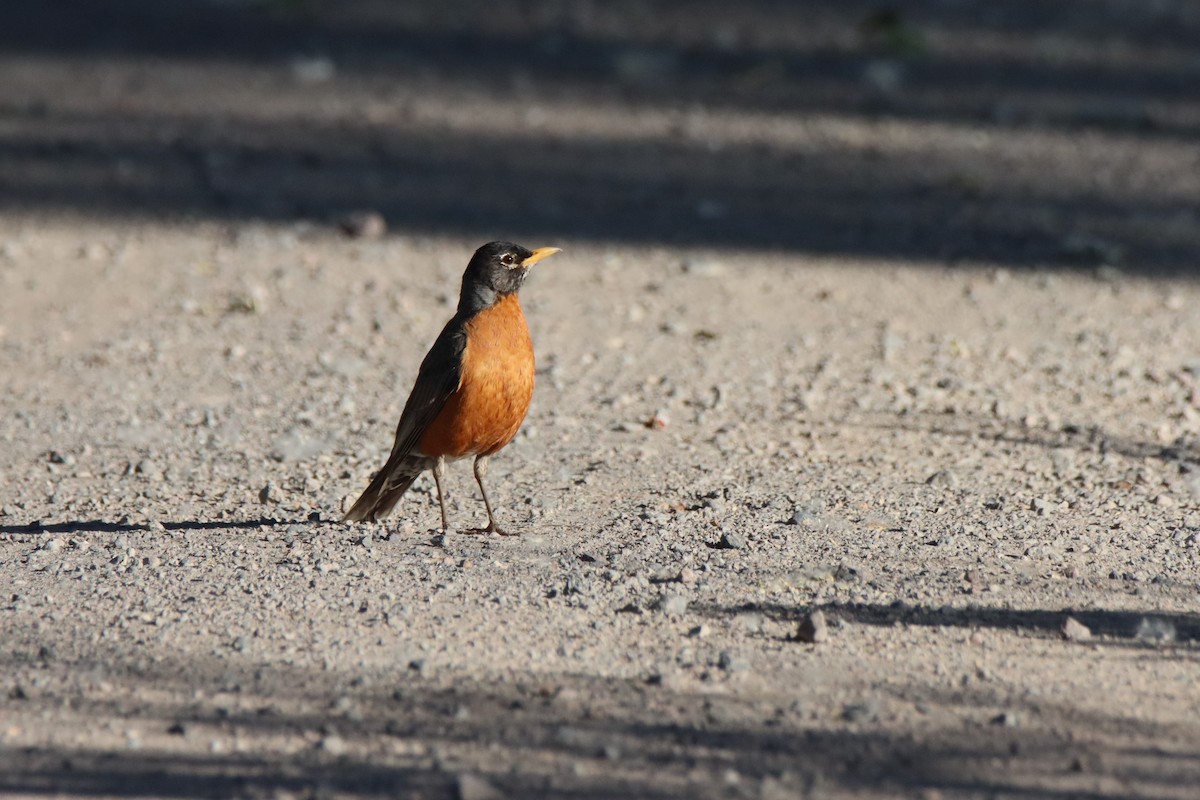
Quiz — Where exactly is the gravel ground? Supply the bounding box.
[2,2,1200,799]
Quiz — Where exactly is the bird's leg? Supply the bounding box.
[472,456,513,535]
[432,456,449,531]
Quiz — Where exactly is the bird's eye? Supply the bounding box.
[500,253,516,266]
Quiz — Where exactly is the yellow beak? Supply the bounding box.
[521,247,561,267]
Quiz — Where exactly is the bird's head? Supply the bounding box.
[459,241,560,312]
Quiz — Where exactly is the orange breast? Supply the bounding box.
[419,294,535,459]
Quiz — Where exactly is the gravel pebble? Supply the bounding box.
[842,703,876,723]
[787,507,820,526]
[1134,617,1176,644]
[717,651,749,673]
[716,531,746,550]
[680,257,726,276]
[338,210,387,239]
[658,593,689,616]
[457,773,504,800]
[318,735,346,755]
[794,610,829,643]
[1061,617,1092,642]
[926,469,960,489]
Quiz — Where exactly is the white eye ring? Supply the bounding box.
[501,253,516,267]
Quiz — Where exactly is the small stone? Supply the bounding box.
[167,721,188,736]
[842,703,875,722]
[716,531,746,550]
[717,651,748,673]
[1061,617,1092,642]
[990,711,1019,727]
[794,610,829,643]
[926,469,960,490]
[318,735,346,755]
[226,292,261,314]
[680,257,726,277]
[677,567,697,585]
[135,459,159,479]
[787,507,819,526]
[456,773,504,800]
[1134,617,1176,644]
[645,409,669,430]
[259,483,280,504]
[834,563,870,583]
[41,537,65,553]
[338,210,387,240]
[658,593,689,616]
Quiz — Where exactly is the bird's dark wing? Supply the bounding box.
[384,315,467,461]
[342,315,468,523]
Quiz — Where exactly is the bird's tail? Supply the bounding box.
[343,453,431,522]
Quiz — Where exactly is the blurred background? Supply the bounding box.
[0,0,1198,273]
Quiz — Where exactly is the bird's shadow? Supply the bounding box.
[0,517,300,535]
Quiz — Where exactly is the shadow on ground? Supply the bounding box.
[866,410,1200,466]
[0,0,1197,273]
[707,599,1200,646]
[0,517,298,536]
[2,644,1198,799]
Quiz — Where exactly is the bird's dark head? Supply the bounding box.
[458,241,560,313]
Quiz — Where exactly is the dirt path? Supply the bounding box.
[2,2,1199,798]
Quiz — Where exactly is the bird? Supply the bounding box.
[343,241,560,534]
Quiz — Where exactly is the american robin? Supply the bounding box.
[343,241,560,534]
